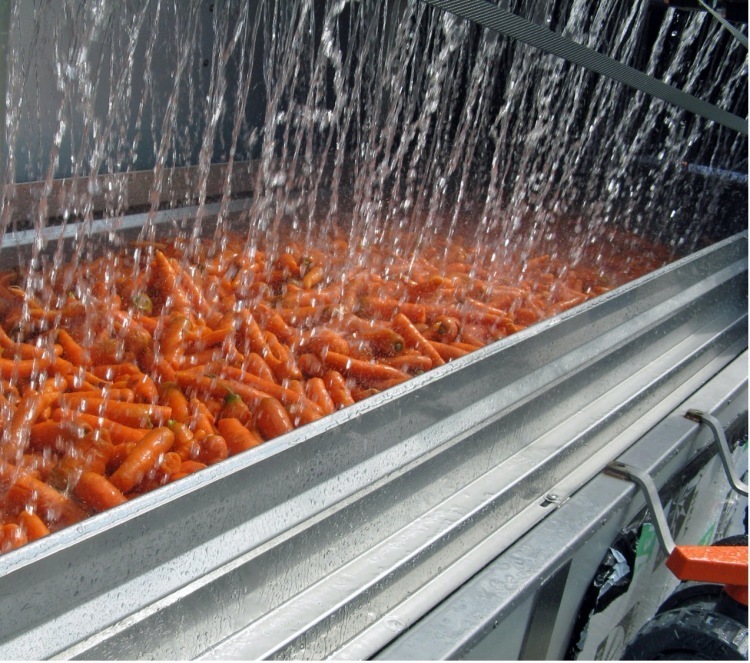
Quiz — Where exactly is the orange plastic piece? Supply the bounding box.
[666,545,748,606]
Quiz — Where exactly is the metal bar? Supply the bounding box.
[420,0,748,135]
[685,409,749,496]
[604,461,676,555]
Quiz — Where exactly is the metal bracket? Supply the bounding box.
[685,409,748,497]
[604,461,675,556]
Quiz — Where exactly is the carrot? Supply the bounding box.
[197,434,228,465]
[322,370,355,409]
[157,314,190,366]
[297,329,350,357]
[6,471,87,527]
[57,395,171,428]
[305,377,335,415]
[242,352,277,383]
[176,460,207,475]
[169,421,200,461]
[159,451,183,475]
[217,417,263,454]
[3,390,62,461]
[28,419,87,452]
[424,316,461,342]
[48,435,112,490]
[302,264,325,289]
[297,353,325,378]
[158,382,191,423]
[430,340,470,361]
[185,365,321,413]
[392,313,445,368]
[263,331,302,381]
[74,471,127,512]
[318,350,410,385]
[237,311,266,356]
[254,397,294,440]
[358,296,427,324]
[150,250,191,311]
[17,510,50,541]
[109,427,175,493]
[219,393,252,425]
[56,329,91,367]
[0,523,27,553]
[0,356,51,380]
[52,410,149,445]
[380,353,433,373]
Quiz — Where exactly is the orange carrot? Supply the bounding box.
[319,350,410,384]
[17,510,50,541]
[109,427,175,493]
[242,352,277,383]
[3,390,62,461]
[430,340,470,361]
[0,523,27,553]
[58,395,171,428]
[158,382,191,423]
[169,421,200,461]
[380,353,433,373]
[52,410,149,445]
[219,393,252,425]
[6,471,87,527]
[297,353,325,378]
[159,451,183,475]
[323,370,355,410]
[197,434,228,465]
[392,313,445,368]
[0,356,51,380]
[56,329,91,367]
[74,471,127,511]
[217,417,263,454]
[305,377,335,415]
[255,397,294,440]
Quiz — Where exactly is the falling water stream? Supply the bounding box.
[0,0,745,553]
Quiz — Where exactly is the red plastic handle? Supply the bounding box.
[666,545,748,597]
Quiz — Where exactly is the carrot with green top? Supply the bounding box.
[218,392,252,425]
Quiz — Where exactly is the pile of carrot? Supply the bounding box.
[0,223,670,554]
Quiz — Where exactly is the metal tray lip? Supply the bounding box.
[0,231,746,575]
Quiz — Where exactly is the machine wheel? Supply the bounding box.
[622,607,748,660]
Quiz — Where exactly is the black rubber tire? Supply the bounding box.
[622,607,748,660]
